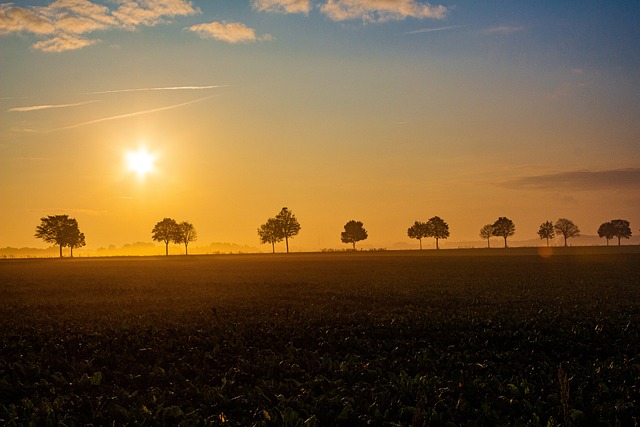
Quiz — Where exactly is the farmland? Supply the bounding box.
[1,248,639,426]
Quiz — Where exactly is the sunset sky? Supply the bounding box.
[1,0,639,252]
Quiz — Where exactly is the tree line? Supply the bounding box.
[34,212,635,257]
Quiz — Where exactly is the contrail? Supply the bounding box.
[84,85,227,95]
[405,25,464,35]
[47,95,215,132]
[8,100,100,112]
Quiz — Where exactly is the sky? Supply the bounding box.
[1,0,639,252]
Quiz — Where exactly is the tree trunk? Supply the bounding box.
[352,242,356,250]
[271,241,275,253]
[285,237,289,253]
[165,242,169,256]
[606,238,610,246]
[504,236,508,248]
[185,243,188,255]
[618,236,621,246]
[59,245,63,258]
[546,237,549,247]
[487,239,490,249]
[419,239,422,250]
[70,246,74,258]
[564,236,567,247]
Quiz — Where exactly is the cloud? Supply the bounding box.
[501,169,640,191]
[485,25,524,34]
[8,99,100,112]
[252,0,311,14]
[320,0,447,23]
[187,21,273,44]
[84,85,224,95]
[0,0,199,52]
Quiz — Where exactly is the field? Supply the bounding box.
[1,248,639,426]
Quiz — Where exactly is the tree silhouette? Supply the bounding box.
[597,222,616,246]
[341,220,368,250]
[537,221,555,247]
[426,216,449,249]
[407,221,430,250]
[275,207,301,253]
[554,218,580,247]
[175,221,197,255]
[479,224,493,248]
[34,215,85,258]
[258,217,283,253]
[491,217,515,248]
[610,219,632,246]
[152,218,179,256]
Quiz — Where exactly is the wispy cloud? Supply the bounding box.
[500,169,640,191]
[8,100,100,112]
[485,25,525,34]
[41,95,215,132]
[28,207,109,216]
[0,0,199,52]
[320,0,447,23]
[405,25,463,34]
[252,0,311,14]
[84,85,225,95]
[187,21,273,44]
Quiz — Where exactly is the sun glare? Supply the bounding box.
[126,148,155,177]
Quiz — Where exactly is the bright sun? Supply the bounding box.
[126,148,155,177]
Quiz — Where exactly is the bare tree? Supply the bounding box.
[479,224,493,248]
[537,221,555,247]
[341,220,368,250]
[554,218,580,247]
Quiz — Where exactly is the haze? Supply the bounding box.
[1,0,639,252]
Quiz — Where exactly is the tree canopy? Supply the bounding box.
[597,222,616,246]
[34,215,85,258]
[610,219,632,246]
[491,217,515,248]
[407,221,430,250]
[258,217,283,253]
[152,218,179,256]
[175,221,197,255]
[341,220,368,250]
[426,216,449,249]
[537,221,555,247]
[554,218,580,247]
[275,207,301,253]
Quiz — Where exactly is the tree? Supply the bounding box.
[479,224,493,248]
[554,218,580,247]
[426,216,449,249]
[597,222,616,246]
[341,220,368,250]
[258,217,283,253]
[152,218,179,256]
[537,221,555,247]
[275,207,301,253]
[407,221,430,250]
[34,215,85,258]
[610,219,632,246]
[175,221,197,255]
[491,217,515,248]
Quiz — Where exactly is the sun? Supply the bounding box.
[125,148,155,177]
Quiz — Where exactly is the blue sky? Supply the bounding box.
[1,0,639,251]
